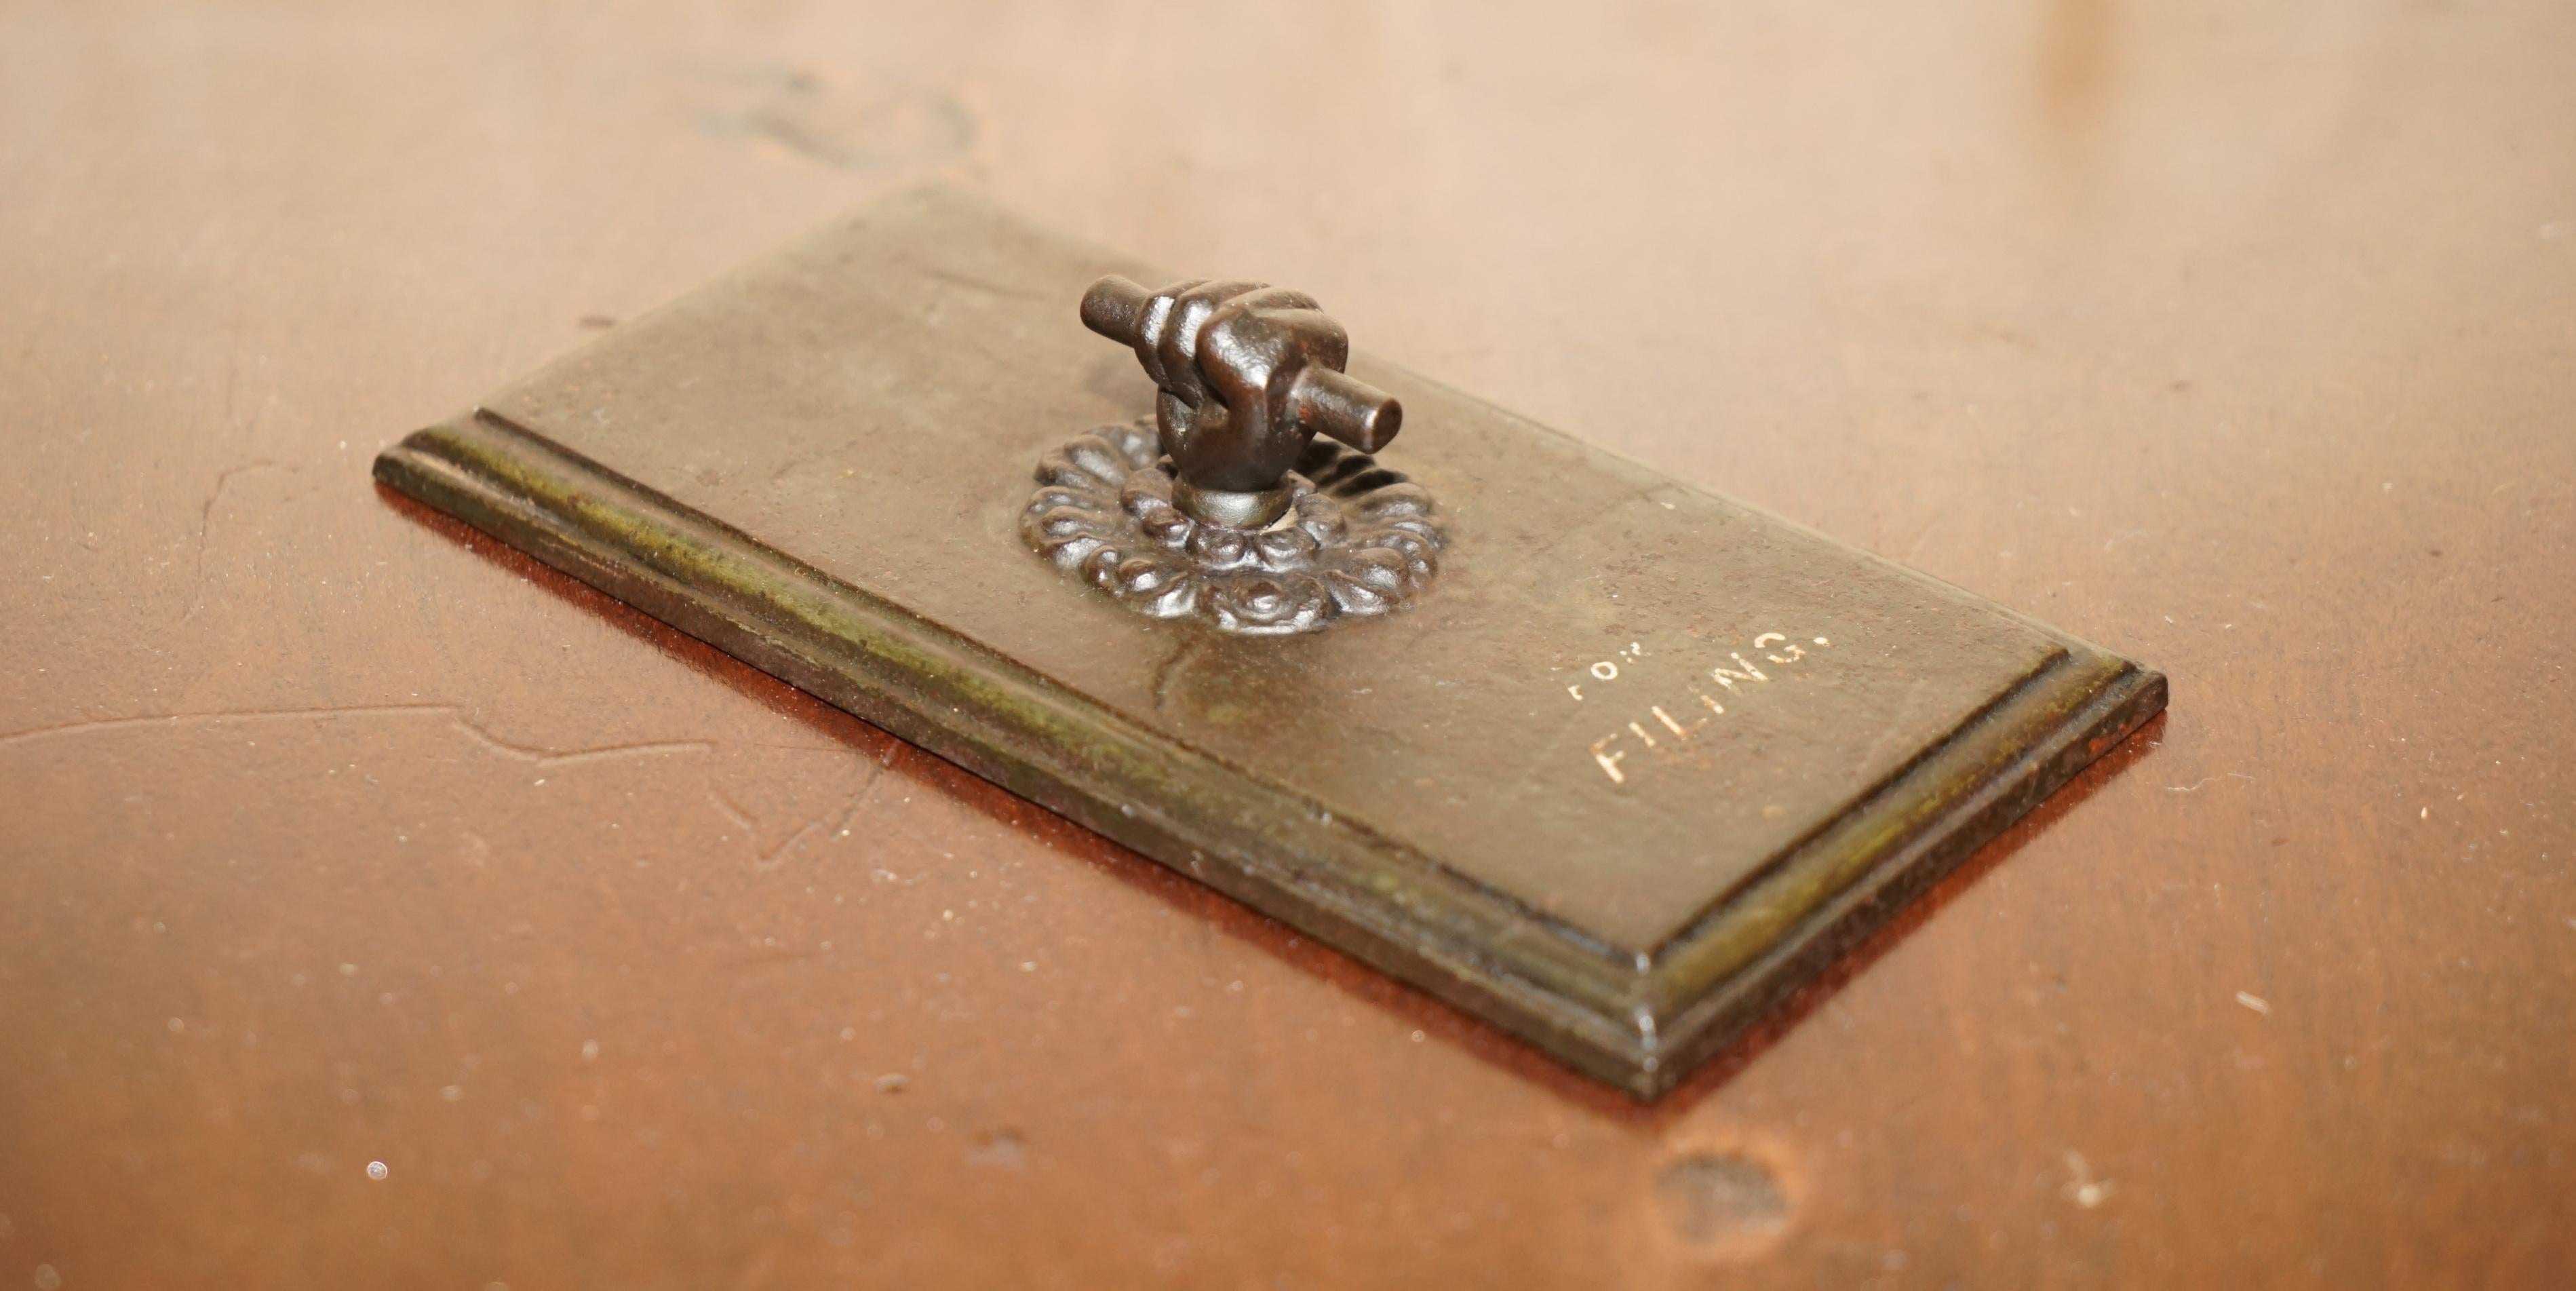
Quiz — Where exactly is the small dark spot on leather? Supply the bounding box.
[1653,1151,1788,1248]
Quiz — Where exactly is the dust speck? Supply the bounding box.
[967,1128,1026,1169]
[2063,1151,2113,1208]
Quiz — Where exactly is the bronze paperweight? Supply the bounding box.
[375,187,2164,1097]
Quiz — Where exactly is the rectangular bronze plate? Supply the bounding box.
[374,187,2164,1097]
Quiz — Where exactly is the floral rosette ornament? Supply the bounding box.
[1021,420,1445,634]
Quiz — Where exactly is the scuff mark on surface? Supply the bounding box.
[181,458,281,620]
[697,69,977,175]
[1149,635,1205,716]
[920,263,1049,303]
[710,775,886,873]
[2166,771,2255,793]
[0,702,893,876]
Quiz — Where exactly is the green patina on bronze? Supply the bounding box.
[374,187,2164,1096]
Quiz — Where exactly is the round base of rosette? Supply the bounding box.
[1020,420,1447,635]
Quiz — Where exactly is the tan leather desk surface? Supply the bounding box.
[3,2,2569,1287]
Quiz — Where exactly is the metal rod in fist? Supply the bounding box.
[1081,275,1404,528]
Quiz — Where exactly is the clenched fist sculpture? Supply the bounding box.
[1079,276,1403,528]
[1026,273,1441,632]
